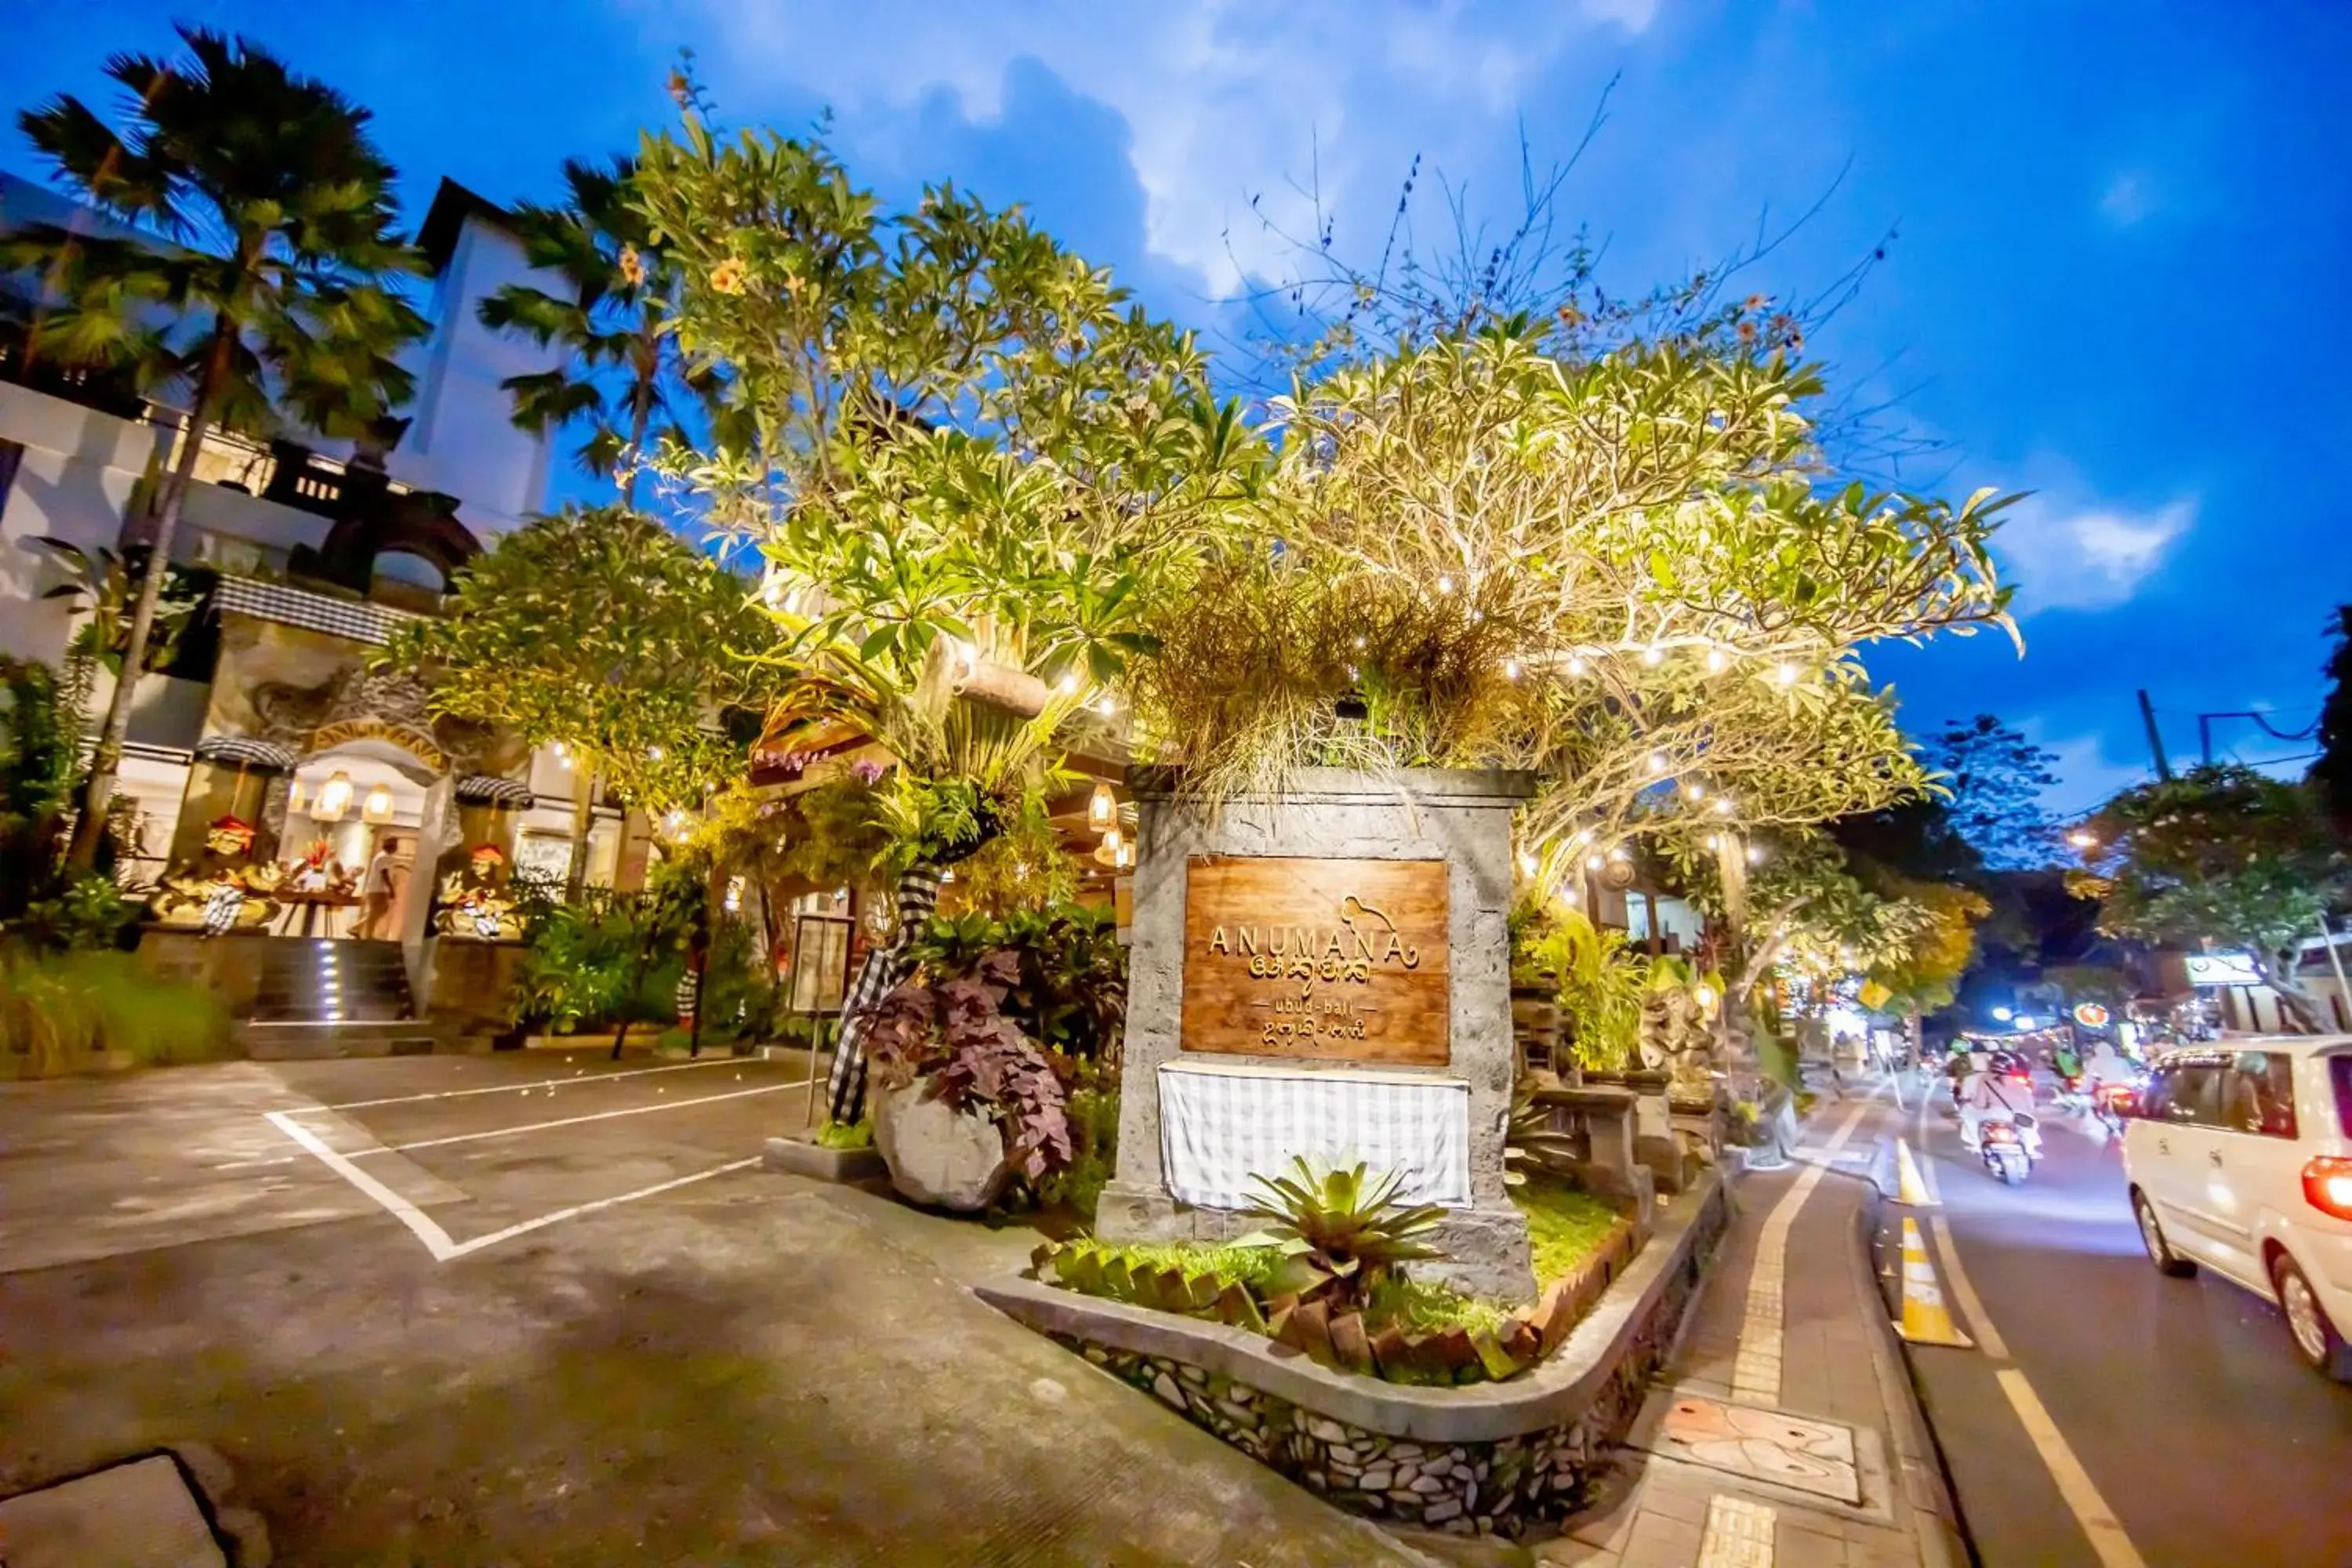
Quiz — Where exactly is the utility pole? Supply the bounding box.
[2138,689,2173,780]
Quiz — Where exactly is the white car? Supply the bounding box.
[2123,1038,2352,1380]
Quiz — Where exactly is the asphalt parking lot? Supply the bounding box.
[0,1051,1425,1567]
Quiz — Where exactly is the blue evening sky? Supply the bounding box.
[8,2,2347,811]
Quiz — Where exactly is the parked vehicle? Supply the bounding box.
[2123,1039,2352,1380]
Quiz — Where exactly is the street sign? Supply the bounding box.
[2184,951,2262,988]
[2073,1002,2111,1027]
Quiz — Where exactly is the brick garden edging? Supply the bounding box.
[977,1171,1730,1540]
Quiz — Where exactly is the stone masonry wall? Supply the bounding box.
[1054,1182,1727,1541]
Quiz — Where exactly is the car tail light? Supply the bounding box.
[2303,1156,2352,1221]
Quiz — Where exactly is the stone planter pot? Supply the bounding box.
[873,1078,1010,1211]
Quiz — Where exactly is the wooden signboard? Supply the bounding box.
[1178,855,1450,1065]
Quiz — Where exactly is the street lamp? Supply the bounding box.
[2066,829,2097,851]
[1991,1005,2013,1022]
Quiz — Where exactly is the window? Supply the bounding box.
[2222,1051,2298,1139]
[2158,1064,2223,1128]
[0,438,21,512]
[2328,1055,2352,1139]
[2140,1067,2174,1122]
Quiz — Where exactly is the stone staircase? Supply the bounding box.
[237,939,442,1058]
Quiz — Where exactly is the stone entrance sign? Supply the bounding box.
[1179,855,1450,1065]
[1098,768,1537,1301]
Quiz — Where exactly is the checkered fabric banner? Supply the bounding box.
[1156,1060,1472,1211]
[822,864,944,1126]
[216,576,419,646]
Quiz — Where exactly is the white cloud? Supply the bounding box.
[665,1,1654,295]
[2100,172,2151,226]
[1993,493,2193,613]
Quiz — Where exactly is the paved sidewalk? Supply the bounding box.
[1540,1086,1962,1568]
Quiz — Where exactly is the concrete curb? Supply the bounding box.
[1853,1173,1973,1568]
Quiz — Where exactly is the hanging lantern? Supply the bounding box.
[1087,782,1117,832]
[361,783,394,823]
[314,771,354,822]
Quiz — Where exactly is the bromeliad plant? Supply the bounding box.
[1237,1159,1446,1313]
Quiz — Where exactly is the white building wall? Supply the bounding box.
[388,217,562,538]
[0,380,166,664]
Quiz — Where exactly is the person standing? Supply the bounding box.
[360,836,401,938]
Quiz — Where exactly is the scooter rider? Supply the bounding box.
[1958,1054,2044,1160]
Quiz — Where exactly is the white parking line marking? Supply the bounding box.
[265,1109,463,1261]
[316,1056,750,1111]
[264,1112,770,1262]
[1995,1368,2148,1568]
[436,1156,762,1258]
[342,1079,810,1156]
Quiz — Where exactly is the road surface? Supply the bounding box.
[1897,1073,2352,1568]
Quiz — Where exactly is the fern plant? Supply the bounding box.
[1239,1159,1445,1311]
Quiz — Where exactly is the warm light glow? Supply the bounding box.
[1694,984,1718,1012]
[314,771,354,822]
[1518,850,1539,878]
[1683,782,1704,800]
[287,780,307,814]
[647,745,665,760]
[1640,645,1663,666]
[1087,782,1117,832]
[1436,573,1455,595]
[833,887,849,903]
[1774,662,1799,686]
[1585,854,1604,872]
[939,867,956,884]
[1102,827,1123,855]
[724,876,744,913]
[1094,693,1118,716]
[361,784,393,823]
[1352,636,1367,651]
[1114,840,1135,870]
[1714,797,1735,817]
[1706,647,1727,673]
[1567,655,1588,677]
[1706,833,1721,851]
[1058,671,1080,695]
[1503,659,1520,680]
[2067,829,2098,850]
[665,810,686,832]
[1647,751,1668,775]
[1609,847,1629,865]
[1570,827,1592,845]
[1746,844,1766,865]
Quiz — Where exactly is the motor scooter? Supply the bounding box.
[1979,1116,2034,1185]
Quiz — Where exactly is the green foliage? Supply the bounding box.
[388,505,770,822]
[18,539,209,706]
[2078,765,2347,1028]
[477,154,708,497]
[1526,906,1648,1072]
[1140,329,2012,831]
[1032,1075,1119,1221]
[509,870,699,1033]
[814,1117,873,1151]
[1516,1180,1624,1287]
[0,658,78,923]
[1237,1159,1446,1312]
[13,876,143,953]
[1504,1089,1582,1187]
[899,904,1127,1064]
[1926,714,2061,870]
[2314,605,2352,836]
[0,950,230,1075]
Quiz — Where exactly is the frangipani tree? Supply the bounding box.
[630,117,1266,1121]
[1139,328,2015,858]
[386,505,771,898]
[2074,766,2347,1031]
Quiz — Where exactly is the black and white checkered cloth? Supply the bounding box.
[823,864,943,1125]
[1156,1060,1472,1210]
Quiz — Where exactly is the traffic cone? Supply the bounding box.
[1893,1138,1940,1207]
[1894,1217,1973,1348]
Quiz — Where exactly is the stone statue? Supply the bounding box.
[434,843,523,941]
[151,816,285,935]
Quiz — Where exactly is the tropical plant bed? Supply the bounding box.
[1029,1181,1637,1386]
[982,1172,1730,1540]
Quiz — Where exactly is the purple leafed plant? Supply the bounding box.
[868,949,1074,1178]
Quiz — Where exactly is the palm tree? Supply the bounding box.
[6,26,428,869]
[478,156,706,503]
